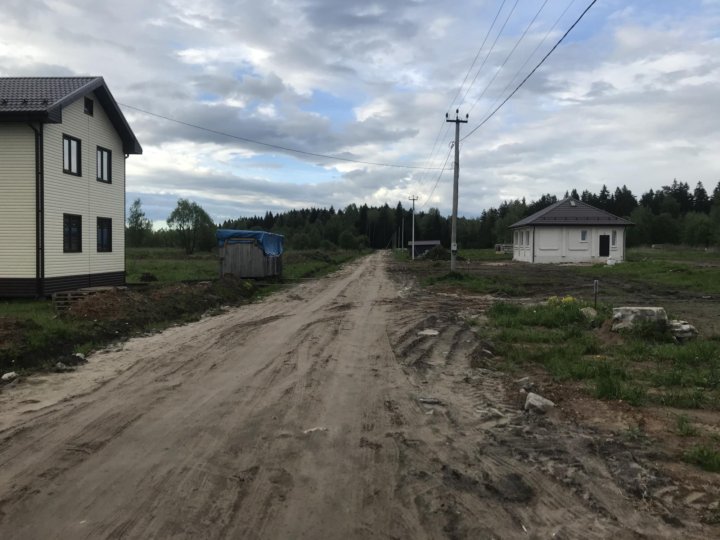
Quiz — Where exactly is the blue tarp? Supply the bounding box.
[216,229,284,256]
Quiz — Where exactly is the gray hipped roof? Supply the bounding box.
[509,198,633,229]
[0,77,141,154]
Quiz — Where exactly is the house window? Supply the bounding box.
[97,147,111,183]
[580,230,588,242]
[514,231,518,245]
[63,134,81,176]
[525,231,530,245]
[612,230,617,246]
[97,217,112,252]
[84,97,94,116]
[63,214,82,253]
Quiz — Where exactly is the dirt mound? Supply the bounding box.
[423,245,450,260]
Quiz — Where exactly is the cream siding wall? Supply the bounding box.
[43,92,125,278]
[0,124,36,277]
[514,226,627,264]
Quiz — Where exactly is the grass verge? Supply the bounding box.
[0,248,362,374]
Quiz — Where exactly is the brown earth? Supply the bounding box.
[0,252,718,539]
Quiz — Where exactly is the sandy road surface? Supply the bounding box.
[0,252,715,539]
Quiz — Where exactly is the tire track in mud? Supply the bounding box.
[383,269,718,539]
[0,252,717,539]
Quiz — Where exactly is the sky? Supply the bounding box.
[2,0,720,226]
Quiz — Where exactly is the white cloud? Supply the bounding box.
[3,0,720,223]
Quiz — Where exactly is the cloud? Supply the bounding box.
[3,0,720,224]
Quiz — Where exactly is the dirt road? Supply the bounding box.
[0,253,714,538]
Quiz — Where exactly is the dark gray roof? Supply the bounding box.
[509,198,633,228]
[0,77,141,154]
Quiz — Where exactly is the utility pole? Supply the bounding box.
[408,195,418,260]
[446,109,468,271]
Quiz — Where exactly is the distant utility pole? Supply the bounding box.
[408,195,418,260]
[446,109,468,272]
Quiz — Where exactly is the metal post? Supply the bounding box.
[446,109,467,272]
[409,196,418,260]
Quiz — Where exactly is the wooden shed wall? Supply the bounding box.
[220,242,281,278]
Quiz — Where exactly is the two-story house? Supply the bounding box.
[0,77,142,297]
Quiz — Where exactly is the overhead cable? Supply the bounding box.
[119,102,445,171]
[458,0,519,108]
[461,0,598,142]
[466,0,550,115]
[420,143,454,208]
[479,0,578,119]
[448,0,508,112]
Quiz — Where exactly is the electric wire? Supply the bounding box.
[420,143,454,208]
[118,102,445,171]
[479,0,577,119]
[461,0,598,142]
[466,0,550,116]
[447,0,508,112]
[412,0,510,202]
[458,0,519,109]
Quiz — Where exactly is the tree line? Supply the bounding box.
[127,179,720,253]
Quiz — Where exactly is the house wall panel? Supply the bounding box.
[43,93,125,280]
[0,123,36,278]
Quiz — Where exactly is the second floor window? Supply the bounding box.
[97,147,111,183]
[63,134,81,176]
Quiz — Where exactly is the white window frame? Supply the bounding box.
[580,229,588,242]
[611,230,617,247]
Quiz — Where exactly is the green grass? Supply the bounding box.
[0,247,361,373]
[484,298,720,409]
[683,445,720,472]
[573,259,720,295]
[628,246,720,263]
[677,414,700,437]
[126,248,218,282]
[282,250,361,280]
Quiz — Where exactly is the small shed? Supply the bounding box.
[509,198,633,264]
[217,229,284,278]
[408,240,442,258]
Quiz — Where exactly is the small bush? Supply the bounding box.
[677,414,700,437]
[684,445,720,472]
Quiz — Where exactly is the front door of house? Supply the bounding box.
[599,235,610,257]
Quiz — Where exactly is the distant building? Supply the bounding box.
[0,77,141,297]
[408,240,441,258]
[509,198,632,264]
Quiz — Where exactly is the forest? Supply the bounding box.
[127,179,720,252]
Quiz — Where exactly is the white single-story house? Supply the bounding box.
[509,198,633,264]
[0,77,142,297]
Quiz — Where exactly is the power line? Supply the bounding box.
[448,0,508,112]
[479,0,578,119]
[458,0,519,109]
[118,102,445,171]
[466,0,550,116]
[461,0,598,142]
[420,143,454,208]
[413,1,510,199]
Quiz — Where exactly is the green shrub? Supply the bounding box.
[684,445,720,472]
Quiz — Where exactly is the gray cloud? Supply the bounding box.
[2,0,720,223]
